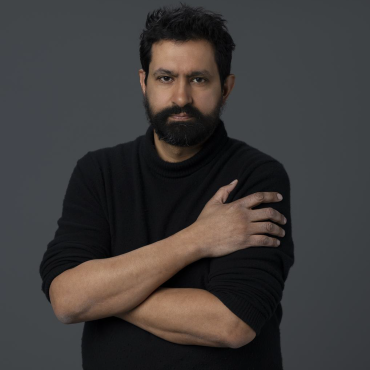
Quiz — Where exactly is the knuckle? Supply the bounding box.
[267,207,275,218]
[230,202,241,214]
[234,201,242,210]
[266,222,274,231]
[254,192,264,201]
[262,236,270,245]
[240,229,248,243]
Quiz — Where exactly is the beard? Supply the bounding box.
[142,92,225,147]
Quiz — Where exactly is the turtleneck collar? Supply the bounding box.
[140,119,229,178]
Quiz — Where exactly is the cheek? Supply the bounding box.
[147,89,170,110]
[147,91,164,112]
[196,91,220,112]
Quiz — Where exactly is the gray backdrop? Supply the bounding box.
[1,0,369,369]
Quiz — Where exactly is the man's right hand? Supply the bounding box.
[192,180,287,259]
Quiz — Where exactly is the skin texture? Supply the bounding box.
[51,38,260,347]
[127,39,254,346]
[113,180,287,346]
[139,39,235,163]
[116,287,255,349]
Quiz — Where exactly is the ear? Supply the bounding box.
[139,69,146,95]
[222,74,235,104]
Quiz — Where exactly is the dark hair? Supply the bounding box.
[139,2,236,90]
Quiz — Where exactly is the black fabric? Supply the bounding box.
[39,119,295,369]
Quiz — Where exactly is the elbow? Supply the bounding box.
[50,296,73,324]
[51,297,76,324]
[56,312,74,325]
[52,297,81,324]
[49,276,80,325]
[227,321,257,349]
[53,301,81,324]
[228,330,256,349]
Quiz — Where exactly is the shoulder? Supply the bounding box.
[76,135,143,171]
[227,137,289,179]
[225,138,291,205]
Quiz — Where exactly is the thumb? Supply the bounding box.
[212,179,238,204]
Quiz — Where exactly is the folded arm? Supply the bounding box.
[115,287,255,348]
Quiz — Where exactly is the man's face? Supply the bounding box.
[140,39,226,147]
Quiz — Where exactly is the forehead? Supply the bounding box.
[150,39,217,75]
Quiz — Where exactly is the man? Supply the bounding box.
[39,4,294,369]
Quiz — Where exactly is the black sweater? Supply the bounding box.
[39,119,295,369]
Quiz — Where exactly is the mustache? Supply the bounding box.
[161,104,202,118]
[142,93,212,121]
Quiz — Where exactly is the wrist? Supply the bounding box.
[178,223,209,260]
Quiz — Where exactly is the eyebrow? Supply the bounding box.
[153,68,212,78]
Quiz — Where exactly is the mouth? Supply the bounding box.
[170,114,192,120]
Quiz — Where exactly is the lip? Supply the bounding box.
[170,115,192,120]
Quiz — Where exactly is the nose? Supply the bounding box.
[171,78,193,107]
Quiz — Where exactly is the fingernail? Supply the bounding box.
[230,179,237,184]
[277,193,283,200]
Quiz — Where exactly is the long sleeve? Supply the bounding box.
[205,160,295,336]
[37,122,292,368]
[39,152,111,303]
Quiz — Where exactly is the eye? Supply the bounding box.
[193,77,207,84]
[157,76,172,83]
[156,76,208,84]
